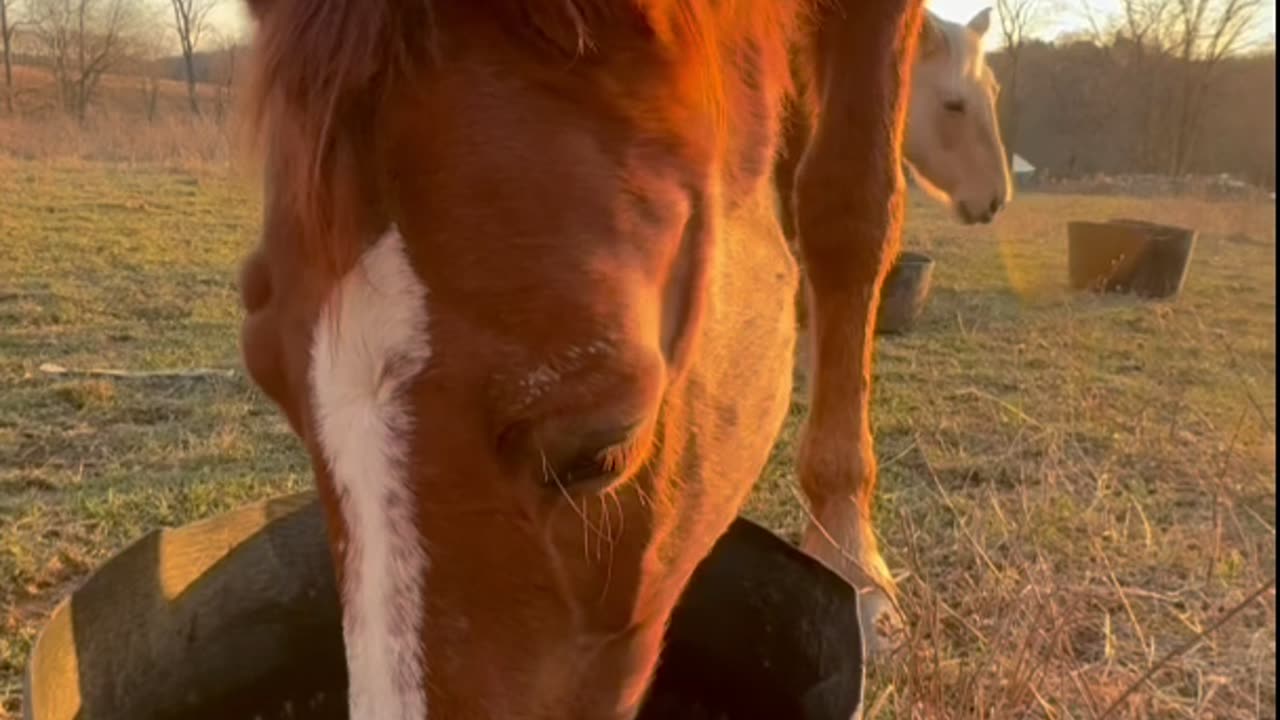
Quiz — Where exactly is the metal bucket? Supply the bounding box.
[876,251,936,335]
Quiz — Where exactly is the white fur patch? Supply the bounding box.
[310,227,431,720]
[799,500,903,658]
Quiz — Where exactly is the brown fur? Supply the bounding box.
[238,1,922,717]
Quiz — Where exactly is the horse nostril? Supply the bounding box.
[989,197,1002,215]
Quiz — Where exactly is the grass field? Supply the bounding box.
[1,159,1275,719]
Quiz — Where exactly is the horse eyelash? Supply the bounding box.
[557,441,634,488]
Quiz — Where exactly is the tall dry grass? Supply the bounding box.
[0,64,241,169]
[0,113,235,168]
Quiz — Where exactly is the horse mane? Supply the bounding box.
[243,0,424,279]
[243,0,747,282]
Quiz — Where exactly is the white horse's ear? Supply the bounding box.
[920,10,947,56]
[967,7,992,36]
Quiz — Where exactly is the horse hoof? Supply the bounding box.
[797,519,903,660]
[858,586,904,657]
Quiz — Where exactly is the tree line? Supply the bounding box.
[0,0,1274,187]
[994,0,1275,187]
[0,0,231,120]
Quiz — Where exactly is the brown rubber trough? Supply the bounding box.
[23,493,865,720]
[1067,219,1197,299]
[876,250,936,335]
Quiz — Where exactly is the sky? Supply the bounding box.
[930,0,1276,48]
[211,0,1277,50]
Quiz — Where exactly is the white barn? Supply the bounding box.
[1012,153,1035,177]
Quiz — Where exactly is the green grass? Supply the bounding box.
[1,159,1275,719]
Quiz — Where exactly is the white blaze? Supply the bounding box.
[310,227,431,720]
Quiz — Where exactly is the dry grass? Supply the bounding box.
[0,146,1275,719]
[1,65,237,167]
[0,113,236,167]
[748,194,1277,719]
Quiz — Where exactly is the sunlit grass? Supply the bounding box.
[748,189,1276,719]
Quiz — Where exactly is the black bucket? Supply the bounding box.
[876,250,936,335]
[1066,219,1196,299]
[23,494,864,720]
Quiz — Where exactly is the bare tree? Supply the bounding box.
[169,0,218,115]
[1123,0,1177,171]
[132,17,167,123]
[995,0,1058,164]
[1,0,17,113]
[27,0,148,121]
[1039,39,1119,173]
[1081,0,1263,175]
[983,5,1273,186]
[1167,0,1263,174]
[208,28,241,124]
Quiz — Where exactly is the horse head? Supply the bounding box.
[905,7,1012,224]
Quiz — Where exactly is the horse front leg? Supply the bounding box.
[792,0,924,656]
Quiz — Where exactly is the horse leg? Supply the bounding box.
[775,99,814,379]
[792,0,924,655]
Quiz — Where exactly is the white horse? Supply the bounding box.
[778,7,1011,241]
[906,7,1012,223]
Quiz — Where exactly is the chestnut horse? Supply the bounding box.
[238,1,923,717]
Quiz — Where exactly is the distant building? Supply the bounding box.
[1008,151,1039,188]
[1012,153,1035,178]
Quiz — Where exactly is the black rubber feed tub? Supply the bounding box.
[1067,219,1196,299]
[24,494,864,720]
[876,250,935,335]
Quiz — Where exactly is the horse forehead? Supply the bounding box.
[933,39,990,94]
[505,339,618,409]
[929,19,986,75]
[955,26,990,74]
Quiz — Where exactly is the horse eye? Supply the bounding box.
[532,422,642,492]
[545,440,634,489]
[943,99,966,114]
[553,443,631,489]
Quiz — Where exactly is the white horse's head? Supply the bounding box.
[906,8,1012,224]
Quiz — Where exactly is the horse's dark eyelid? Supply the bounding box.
[944,99,966,113]
[559,443,628,486]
